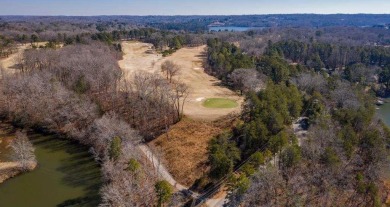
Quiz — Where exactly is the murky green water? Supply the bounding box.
[0,132,102,207]
[378,101,390,126]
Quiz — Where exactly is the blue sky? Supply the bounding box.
[0,0,389,16]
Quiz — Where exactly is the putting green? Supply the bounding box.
[202,98,238,108]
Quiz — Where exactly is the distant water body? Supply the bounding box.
[208,26,264,32]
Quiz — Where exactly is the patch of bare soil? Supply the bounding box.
[0,161,37,184]
[149,118,223,186]
[118,41,162,79]
[0,162,20,183]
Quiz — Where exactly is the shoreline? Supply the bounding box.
[0,161,37,184]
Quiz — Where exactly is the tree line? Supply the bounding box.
[202,37,390,206]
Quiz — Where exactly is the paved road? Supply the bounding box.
[205,195,227,207]
[138,144,189,191]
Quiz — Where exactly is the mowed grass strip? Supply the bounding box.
[202,98,238,108]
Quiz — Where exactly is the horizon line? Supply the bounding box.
[1,13,390,17]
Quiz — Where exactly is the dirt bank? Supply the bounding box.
[0,161,37,184]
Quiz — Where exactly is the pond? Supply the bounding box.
[377,100,390,126]
[0,130,102,207]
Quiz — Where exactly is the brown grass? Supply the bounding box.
[150,118,222,186]
[149,114,240,187]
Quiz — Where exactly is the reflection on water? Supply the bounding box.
[0,133,102,207]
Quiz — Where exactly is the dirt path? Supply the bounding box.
[0,44,28,76]
[119,41,243,121]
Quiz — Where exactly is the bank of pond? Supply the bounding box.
[0,125,102,207]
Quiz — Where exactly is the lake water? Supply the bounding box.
[208,26,263,32]
[0,132,102,207]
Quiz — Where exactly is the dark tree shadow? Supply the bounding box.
[29,134,102,207]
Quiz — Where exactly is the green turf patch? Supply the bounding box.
[202,98,238,108]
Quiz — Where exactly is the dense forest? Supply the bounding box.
[203,27,390,206]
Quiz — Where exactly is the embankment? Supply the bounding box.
[0,161,37,184]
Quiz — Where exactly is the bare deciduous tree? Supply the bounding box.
[230,68,265,94]
[241,167,285,207]
[161,60,181,83]
[9,130,36,171]
[292,73,327,94]
[171,82,189,120]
